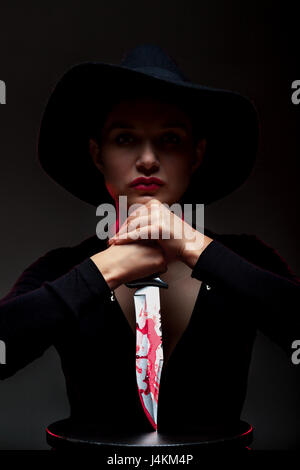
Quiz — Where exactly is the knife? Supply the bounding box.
[125,276,168,431]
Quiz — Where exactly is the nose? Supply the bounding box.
[136,141,160,172]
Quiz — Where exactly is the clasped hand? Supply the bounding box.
[108,199,211,267]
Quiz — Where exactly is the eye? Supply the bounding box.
[114,133,134,145]
[161,132,182,145]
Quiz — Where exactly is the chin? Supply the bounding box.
[132,193,161,201]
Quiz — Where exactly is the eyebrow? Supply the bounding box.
[104,121,189,135]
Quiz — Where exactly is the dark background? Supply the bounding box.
[0,1,299,450]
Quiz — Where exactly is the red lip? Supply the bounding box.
[130,177,164,187]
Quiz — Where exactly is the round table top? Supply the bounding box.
[46,419,253,451]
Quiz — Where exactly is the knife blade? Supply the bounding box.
[125,276,168,430]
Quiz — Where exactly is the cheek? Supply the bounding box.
[164,159,193,202]
[102,159,133,199]
[103,155,130,182]
[167,158,192,183]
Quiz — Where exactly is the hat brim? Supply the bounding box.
[38,62,259,206]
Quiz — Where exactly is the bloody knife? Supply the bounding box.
[125,276,168,430]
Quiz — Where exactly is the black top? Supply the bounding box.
[0,230,299,434]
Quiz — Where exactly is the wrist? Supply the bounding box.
[181,234,214,269]
[90,251,120,290]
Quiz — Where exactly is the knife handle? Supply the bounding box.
[125,276,168,289]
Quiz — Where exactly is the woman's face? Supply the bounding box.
[89,96,206,209]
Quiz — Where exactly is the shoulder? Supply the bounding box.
[25,234,106,276]
[1,234,106,301]
[209,230,298,282]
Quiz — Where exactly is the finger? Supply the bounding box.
[113,226,151,244]
[113,215,150,240]
[115,204,163,240]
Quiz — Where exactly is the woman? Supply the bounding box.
[89,88,213,362]
[0,44,299,439]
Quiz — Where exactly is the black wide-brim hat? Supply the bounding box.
[38,44,259,206]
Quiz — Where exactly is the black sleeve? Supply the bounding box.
[0,248,112,379]
[191,234,300,355]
